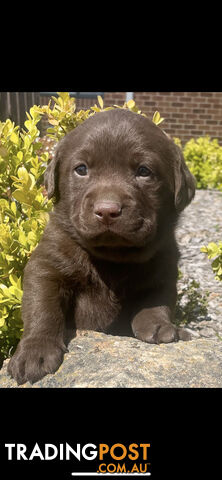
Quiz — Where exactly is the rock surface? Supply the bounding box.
[0,330,222,388]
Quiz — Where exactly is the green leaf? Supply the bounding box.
[200,246,208,253]
[127,99,136,109]
[97,95,104,109]
[23,135,31,150]
[207,242,220,258]
[27,231,37,245]
[12,189,29,204]
[152,111,165,126]
[10,131,19,145]
[27,173,36,190]
[24,120,33,131]
[57,92,70,102]
[18,166,29,182]
[0,285,11,298]
[10,201,17,216]
[91,105,101,113]
[9,286,23,302]
[218,266,222,275]
[18,230,28,247]
[0,317,5,327]
[9,274,19,287]
[152,111,160,124]
[15,168,35,190]
[17,151,23,161]
[29,106,41,121]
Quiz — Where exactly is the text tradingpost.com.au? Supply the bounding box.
[4,442,152,476]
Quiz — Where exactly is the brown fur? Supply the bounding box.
[8,109,196,384]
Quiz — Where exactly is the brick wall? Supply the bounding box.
[104,92,126,106]
[104,92,222,145]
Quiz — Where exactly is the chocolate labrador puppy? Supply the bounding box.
[8,109,195,384]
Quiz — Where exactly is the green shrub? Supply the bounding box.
[0,110,53,362]
[33,93,149,142]
[201,242,222,281]
[182,136,222,190]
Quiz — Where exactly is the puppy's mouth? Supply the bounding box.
[70,212,157,262]
[72,221,157,263]
[83,234,157,264]
[87,231,138,248]
[75,218,155,247]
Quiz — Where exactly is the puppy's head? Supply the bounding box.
[44,109,195,262]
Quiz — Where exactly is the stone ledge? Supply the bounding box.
[0,330,222,388]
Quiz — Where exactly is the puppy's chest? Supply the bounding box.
[62,258,164,330]
[72,264,157,329]
[73,277,122,330]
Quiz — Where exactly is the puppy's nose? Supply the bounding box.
[94,201,122,224]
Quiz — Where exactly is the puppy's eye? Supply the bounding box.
[136,165,152,177]
[74,164,88,176]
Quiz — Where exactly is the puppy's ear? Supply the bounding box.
[44,138,64,201]
[173,144,196,212]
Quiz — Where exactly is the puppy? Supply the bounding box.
[8,109,196,384]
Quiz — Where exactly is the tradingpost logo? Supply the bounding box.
[4,442,152,476]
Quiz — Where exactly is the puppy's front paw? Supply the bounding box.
[7,337,67,385]
[131,311,191,344]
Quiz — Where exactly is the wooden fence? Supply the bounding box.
[0,92,40,127]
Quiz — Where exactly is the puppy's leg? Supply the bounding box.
[131,288,191,344]
[8,261,68,385]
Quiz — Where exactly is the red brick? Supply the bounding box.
[172,102,184,107]
[191,130,204,135]
[144,101,156,106]
[193,109,205,113]
[199,103,212,108]
[206,109,221,114]
[183,97,193,102]
[200,92,213,97]
[200,114,212,119]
